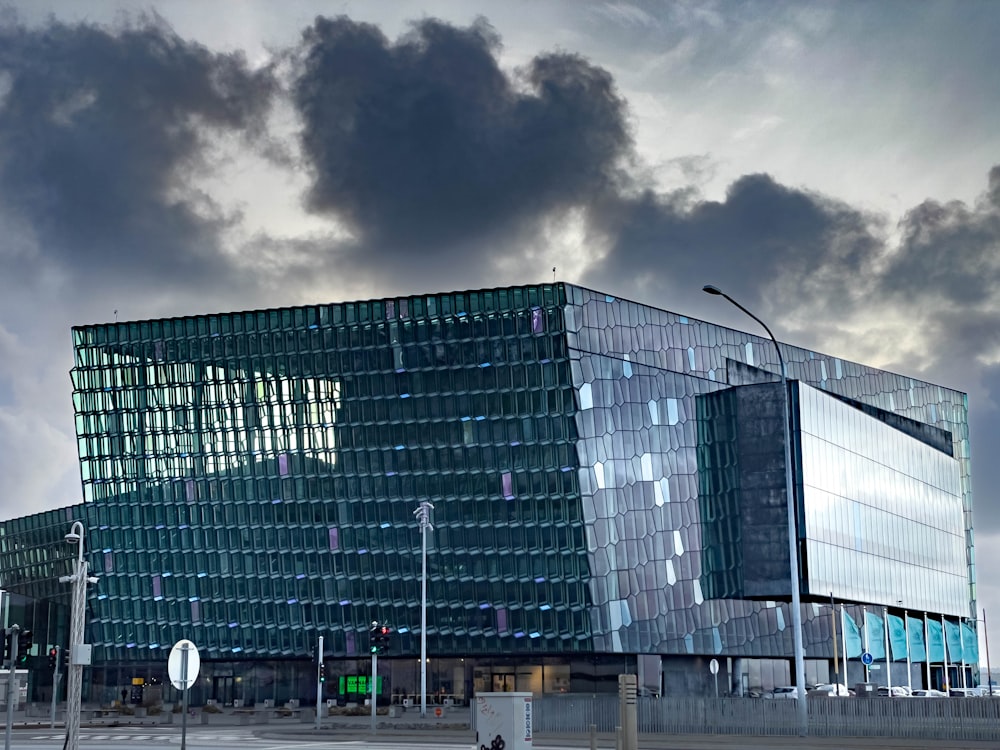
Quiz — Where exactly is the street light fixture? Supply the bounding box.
[58,521,98,750]
[702,284,807,736]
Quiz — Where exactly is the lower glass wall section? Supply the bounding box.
[38,651,987,706]
[80,655,637,707]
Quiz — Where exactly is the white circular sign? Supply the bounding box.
[168,639,201,691]
[709,658,719,675]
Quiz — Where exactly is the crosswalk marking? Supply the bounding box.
[29,734,255,743]
[29,736,171,742]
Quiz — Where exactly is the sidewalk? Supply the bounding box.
[252,722,1000,750]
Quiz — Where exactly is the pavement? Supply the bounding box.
[255,723,1000,750]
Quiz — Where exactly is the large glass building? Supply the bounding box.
[0,283,978,705]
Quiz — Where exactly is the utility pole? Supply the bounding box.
[414,502,434,719]
[369,624,378,736]
[50,646,62,729]
[59,521,99,750]
[315,635,324,730]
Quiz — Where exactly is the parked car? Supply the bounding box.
[949,687,985,697]
[763,686,798,699]
[876,686,911,697]
[911,689,947,697]
[807,683,851,697]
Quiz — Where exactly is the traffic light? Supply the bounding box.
[378,625,391,653]
[319,662,326,683]
[48,647,59,671]
[368,622,391,654]
[2,633,10,663]
[16,630,32,664]
[368,623,391,654]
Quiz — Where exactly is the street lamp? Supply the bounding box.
[702,284,807,736]
[966,610,993,695]
[58,521,98,750]
[413,502,434,719]
[984,610,994,696]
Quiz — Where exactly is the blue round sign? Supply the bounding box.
[861,652,874,666]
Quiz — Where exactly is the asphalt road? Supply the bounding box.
[9,725,1000,750]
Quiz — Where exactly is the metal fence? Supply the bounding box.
[533,695,1000,741]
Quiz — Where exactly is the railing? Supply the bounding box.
[532,695,1000,741]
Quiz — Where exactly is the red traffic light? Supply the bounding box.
[49,648,57,657]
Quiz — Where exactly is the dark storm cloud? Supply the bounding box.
[0,12,277,288]
[970,361,1000,533]
[291,16,633,267]
[880,166,1000,305]
[582,172,885,311]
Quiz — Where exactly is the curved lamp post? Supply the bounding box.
[702,284,807,736]
[59,521,98,750]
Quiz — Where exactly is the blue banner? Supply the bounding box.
[962,621,979,664]
[866,612,885,659]
[908,615,926,662]
[887,613,907,661]
[945,619,963,662]
[928,618,944,662]
[843,610,862,658]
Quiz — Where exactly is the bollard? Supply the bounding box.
[615,726,623,750]
[618,674,638,750]
[590,723,597,750]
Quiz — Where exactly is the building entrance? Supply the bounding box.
[213,675,235,705]
[492,673,516,692]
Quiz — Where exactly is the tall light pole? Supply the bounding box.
[899,601,912,692]
[413,502,434,719]
[984,609,993,696]
[703,284,807,736]
[883,606,892,692]
[58,521,98,750]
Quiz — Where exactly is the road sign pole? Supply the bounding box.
[5,625,19,750]
[180,643,189,750]
[167,639,200,750]
[862,607,870,682]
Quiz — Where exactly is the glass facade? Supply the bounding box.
[0,283,978,698]
[67,283,591,663]
[798,382,966,614]
[695,379,966,617]
[696,381,795,603]
[563,286,971,661]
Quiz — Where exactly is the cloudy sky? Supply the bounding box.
[1,0,999,662]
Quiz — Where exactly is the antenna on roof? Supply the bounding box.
[552,267,556,283]
[114,310,118,322]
